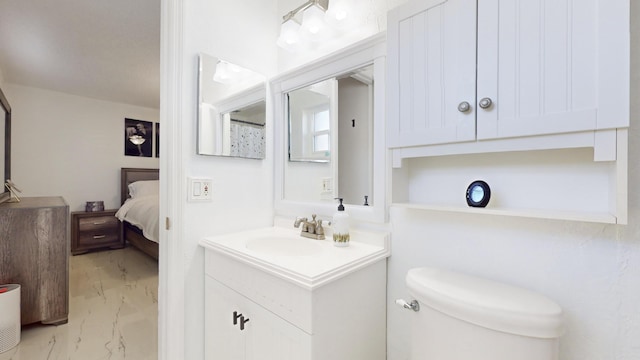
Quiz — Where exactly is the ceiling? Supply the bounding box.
[0,0,161,109]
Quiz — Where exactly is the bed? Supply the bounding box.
[117,167,159,260]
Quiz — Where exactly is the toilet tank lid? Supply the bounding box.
[406,267,564,339]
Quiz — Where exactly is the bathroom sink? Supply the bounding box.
[245,236,323,256]
[201,225,390,288]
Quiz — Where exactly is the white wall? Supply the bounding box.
[5,84,159,211]
[179,1,279,359]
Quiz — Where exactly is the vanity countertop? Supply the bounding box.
[200,226,390,289]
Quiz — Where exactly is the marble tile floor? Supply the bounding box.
[0,246,158,360]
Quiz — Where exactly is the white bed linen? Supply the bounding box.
[115,195,159,243]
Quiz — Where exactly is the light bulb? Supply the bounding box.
[212,61,229,83]
[326,0,359,30]
[277,18,302,51]
[301,4,327,41]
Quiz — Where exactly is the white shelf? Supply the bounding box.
[389,131,628,225]
[391,202,618,224]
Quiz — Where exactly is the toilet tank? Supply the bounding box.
[406,267,564,360]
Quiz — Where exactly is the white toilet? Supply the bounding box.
[401,267,564,360]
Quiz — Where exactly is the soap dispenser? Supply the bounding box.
[332,198,350,247]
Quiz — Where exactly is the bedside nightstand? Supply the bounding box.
[71,209,123,255]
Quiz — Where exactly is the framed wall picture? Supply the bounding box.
[124,118,152,157]
[155,123,160,158]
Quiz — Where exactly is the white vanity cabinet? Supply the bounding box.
[202,231,389,360]
[387,0,629,148]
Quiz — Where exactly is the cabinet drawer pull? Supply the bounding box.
[239,316,250,331]
[93,235,107,239]
[457,101,471,113]
[232,311,250,330]
[92,221,107,225]
[233,311,242,325]
[479,97,493,109]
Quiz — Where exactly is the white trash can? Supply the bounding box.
[0,284,20,353]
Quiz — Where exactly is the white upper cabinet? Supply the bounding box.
[388,0,477,147]
[387,0,629,148]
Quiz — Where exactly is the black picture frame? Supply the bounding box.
[155,123,160,158]
[124,118,152,157]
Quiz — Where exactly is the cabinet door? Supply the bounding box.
[244,296,311,360]
[205,278,245,360]
[205,277,311,360]
[476,0,628,139]
[388,0,477,147]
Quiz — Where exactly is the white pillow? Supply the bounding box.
[128,180,159,198]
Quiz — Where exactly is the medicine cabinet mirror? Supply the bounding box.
[273,34,387,223]
[197,53,266,159]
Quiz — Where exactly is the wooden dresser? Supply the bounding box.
[0,197,69,325]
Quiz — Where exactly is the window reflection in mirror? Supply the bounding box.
[197,53,266,159]
[285,64,374,206]
[288,78,335,162]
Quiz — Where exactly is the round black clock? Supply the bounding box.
[466,180,491,208]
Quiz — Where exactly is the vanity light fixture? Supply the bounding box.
[277,0,331,52]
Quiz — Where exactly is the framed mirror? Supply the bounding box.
[0,86,11,204]
[197,53,266,159]
[272,34,387,223]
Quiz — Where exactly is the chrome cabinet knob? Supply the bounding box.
[457,101,471,113]
[479,97,493,109]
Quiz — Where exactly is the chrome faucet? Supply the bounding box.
[294,214,328,240]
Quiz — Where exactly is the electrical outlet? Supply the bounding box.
[188,177,212,202]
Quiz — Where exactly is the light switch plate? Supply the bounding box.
[320,177,333,200]
[188,177,212,202]
[321,177,332,192]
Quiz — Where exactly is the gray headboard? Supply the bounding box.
[120,168,159,205]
